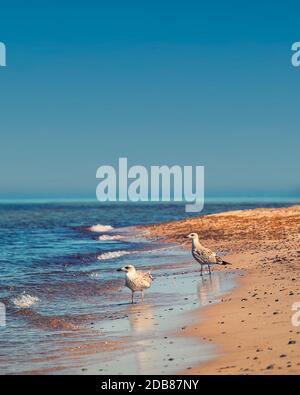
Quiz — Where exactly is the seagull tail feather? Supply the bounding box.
[216,256,231,265]
[220,260,231,265]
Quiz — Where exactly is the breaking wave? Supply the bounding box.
[87,224,114,232]
[97,250,130,260]
[98,234,123,241]
[12,294,39,308]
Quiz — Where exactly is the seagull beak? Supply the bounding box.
[117,267,126,272]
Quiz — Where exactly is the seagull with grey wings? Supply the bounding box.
[186,232,231,275]
[117,265,153,303]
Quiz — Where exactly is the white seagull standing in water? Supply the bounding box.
[186,232,231,276]
[117,265,153,303]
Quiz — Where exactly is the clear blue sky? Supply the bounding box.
[0,1,300,198]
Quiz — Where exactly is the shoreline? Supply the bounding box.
[10,246,236,375]
[4,217,238,375]
[3,204,300,374]
[142,205,300,374]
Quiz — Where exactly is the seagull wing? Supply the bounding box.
[200,246,218,263]
[137,271,153,287]
[192,246,217,264]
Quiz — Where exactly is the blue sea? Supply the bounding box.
[0,200,297,374]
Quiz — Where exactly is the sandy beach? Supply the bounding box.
[2,203,300,375]
[142,205,300,374]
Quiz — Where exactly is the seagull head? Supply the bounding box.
[186,232,199,240]
[117,264,136,273]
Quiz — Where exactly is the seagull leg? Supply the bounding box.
[141,290,144,303]
[208,264,211,276]
[200,265,203,276]
[131,292,134,304]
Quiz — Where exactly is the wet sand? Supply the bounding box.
[142,205,300,374]
[46,268,237,375]
[14,246,237,375]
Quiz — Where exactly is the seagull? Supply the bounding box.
[117,265,153,303]
[186,232,231,276]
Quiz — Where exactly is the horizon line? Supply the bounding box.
[0,196,299,205]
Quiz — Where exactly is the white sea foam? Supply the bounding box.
[12,294,39,308]
[98,234,123,241]
[89,272,101,279]
[97,250,130,260]
[87,224,114,232]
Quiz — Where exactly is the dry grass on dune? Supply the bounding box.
[142,205,300,255]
